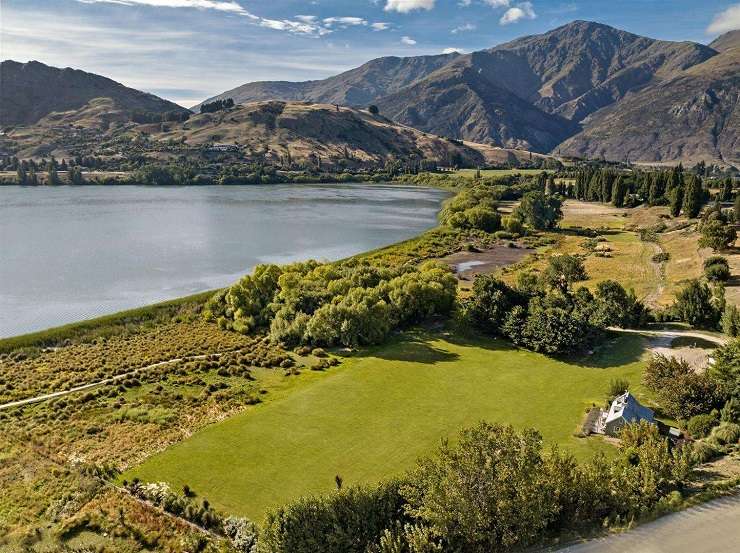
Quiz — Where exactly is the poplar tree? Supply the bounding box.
[682,175,703,218]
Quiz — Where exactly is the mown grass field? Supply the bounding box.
[124,329,650,521]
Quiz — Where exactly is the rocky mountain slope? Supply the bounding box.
[200,21,737,164]
[194,53,460,111]
[558,33,739,164]
[0,60,187,127]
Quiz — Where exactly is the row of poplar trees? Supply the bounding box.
[571,166,710,217]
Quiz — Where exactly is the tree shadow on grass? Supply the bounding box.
[369,339,461,364]
[570,332,647,369]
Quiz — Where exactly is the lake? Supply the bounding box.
[0,184,449,338]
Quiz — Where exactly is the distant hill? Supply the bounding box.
[144,101,550,168]
[0,60,188,127]
[3,98,551,167]
[199,21,736,164]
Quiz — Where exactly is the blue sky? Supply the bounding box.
[3,1,739,106]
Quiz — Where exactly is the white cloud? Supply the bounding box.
[458,0,472,6]
[707,4,740,34]
[401,35,417,45]
[451,22,476,33]
[295,15,317,23]
[76,0,254,16]
[500,2,536,25]
[442,47,465,54]
[371,22,391,31]
[484,0,510,7]
[323,16,367,27]
[385,0,435,14]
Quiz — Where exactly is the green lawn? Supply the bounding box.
[123,329,649,521]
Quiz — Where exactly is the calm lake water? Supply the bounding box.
[0,184,449,338]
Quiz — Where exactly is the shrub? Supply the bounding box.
[606,378,630,404]
[686,413,719,438]
[705,263,731,282]
[652,252,670,263]
[709,422,740,445]
[721,305,740,337]
[689,440,721,464]
[260,480,407,553]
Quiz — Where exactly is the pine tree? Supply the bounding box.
[669,185,684,217]
[682,175,703,218]
[545,174,555,196]
[16,165,27,185]
[47,164,60,186]
[611,176,626,207]
[721,178,733,202]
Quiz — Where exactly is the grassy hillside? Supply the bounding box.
[123,329,649,520]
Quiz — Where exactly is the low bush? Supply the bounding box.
[709,422,740,445]
[689,440,721,464]
[686,413,719,438]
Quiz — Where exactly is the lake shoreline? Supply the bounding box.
[0,182,453,347]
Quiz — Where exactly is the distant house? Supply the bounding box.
[597,392,655,437]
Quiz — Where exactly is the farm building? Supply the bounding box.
[597,392,655,437]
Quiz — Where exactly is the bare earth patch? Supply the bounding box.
[441,244,529,288]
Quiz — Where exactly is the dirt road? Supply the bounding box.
[556,492,740,553]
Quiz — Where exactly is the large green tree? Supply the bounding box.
[514,191,562,230]
[401,423,561,553]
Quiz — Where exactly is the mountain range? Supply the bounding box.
[1,21,738,166]
[199,21,740,166]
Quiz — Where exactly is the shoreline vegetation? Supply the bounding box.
[2,170,740,553]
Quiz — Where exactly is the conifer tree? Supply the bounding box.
[669,185,684,217]
[682,175,703,218]
[611,176,626,207]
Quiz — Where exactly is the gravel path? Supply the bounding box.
[555,492,740,553]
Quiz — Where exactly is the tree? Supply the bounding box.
[368,104,380,115]
[698,220,736,251]
[592,280,645,328]
[668,185,684,217]
[16,165,27,185]
[464,276,525,334]
[47,164,60,186]
[514,191,562,230]
[401,423,561,552]
[611,176,627,207]
[681,175,703,218]
[673,279,719,328]
[710,340,740,401]
[643,355,722,419]
[721,305,740,337]
[68,166,85,185]
[721,178,734,202]
[542,255,587,294]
